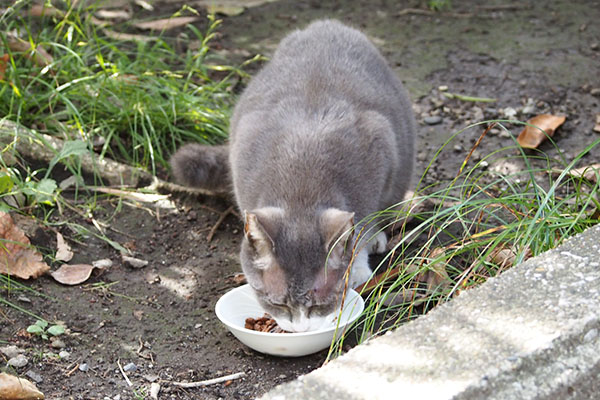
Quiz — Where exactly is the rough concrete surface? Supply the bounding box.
[261,224,600,400]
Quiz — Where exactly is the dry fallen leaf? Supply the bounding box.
[487,245,531,269]
[55,232,73,262]
[0,372,45,399]
[28,4,64,18]
[517,114,566,149]
[423,247,451,293]
[6,33,53,68]
[101,28,155,42]
[565,163,600,183]
[0,212,50,279]
[50,264,96,285]
[132,16,198,31]
[0,54,8,80]
[95,9,131,19]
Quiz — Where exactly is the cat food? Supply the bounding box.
[245,313,289,333]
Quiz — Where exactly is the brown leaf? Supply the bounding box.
[487,245,531,269]
[423,248,451,293]
[566,163,600,183]
[55,232,73,262]
[0,372,45,399]
[0,54,8,80]
[5,33,53,68]
[517,114,566,149]
[101,28,155,43]
[28,4,64,18]
[132,16,198,31]
[95,9,131,20]
[50,264,96,285]
[0,212,50,279]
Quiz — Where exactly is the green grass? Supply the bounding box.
[1,1,246,175]
[329,121,600,359]
[0,1,248,319]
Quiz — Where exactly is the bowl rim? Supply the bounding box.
[215,284,364,337]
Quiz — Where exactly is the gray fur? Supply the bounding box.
[170,144,229,192]
[171,20,416,332]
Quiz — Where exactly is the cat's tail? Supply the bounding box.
[169,144,230,192]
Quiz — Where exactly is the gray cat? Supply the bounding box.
[171,20,415,332]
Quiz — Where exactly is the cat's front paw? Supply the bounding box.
[369,231,387,254]
[349,250,372,288]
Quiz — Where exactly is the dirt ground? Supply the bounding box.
[1,0,599,399]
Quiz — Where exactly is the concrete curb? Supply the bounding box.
[261,224,600,399]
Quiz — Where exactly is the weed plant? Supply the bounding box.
[1,1,246,176]
[329,122,600,359]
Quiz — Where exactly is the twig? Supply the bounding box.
[0,119,228,197]
[355,265,403,295]
[65,362,80,377]
[396,7,434,16]
[172,372,245,388]
[476,4,531,11]
[442,92,497,103]
[207,205,235,242]
[117,359,133,387]
[395,7,472,18]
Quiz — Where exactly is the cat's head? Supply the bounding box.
[240,207,355,332]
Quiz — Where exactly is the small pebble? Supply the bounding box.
[144,374,160,383]
[8,354,28,368]
[51,337,66,349]
[17,295,32,303]
[424,115,443,125]
[122,255,148,269]
[92,259,113,269]
[501,107,517,119]
[123,362,137,372]
[25,370,43,383]
[590,88,600,97]
[79,362,89,372]
[584,329,598,342]
[59,350,71,359]
[0,345,23,359]
[150,382,161,400]
[438,85,448,92]
[453,144,463,152]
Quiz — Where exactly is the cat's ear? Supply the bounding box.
[320,208,355,253]
[244,207,283,259]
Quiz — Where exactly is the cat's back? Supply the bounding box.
[229,20,415,215]
[231,19,407,123]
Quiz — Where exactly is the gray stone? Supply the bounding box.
[261,225,600,400]
[7,354,28,368]
[51,337,66,349]
[123,362,137,372]
[0,345,23,359]
[59,350,71,359]
[25,370,43,383]
[424,115,443,125]
[79,362,89,372]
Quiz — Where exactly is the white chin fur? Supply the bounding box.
[275,312,336,333]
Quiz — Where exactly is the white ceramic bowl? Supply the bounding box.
[215,284,364,357]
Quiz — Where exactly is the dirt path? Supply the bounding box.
[1,0,599,399]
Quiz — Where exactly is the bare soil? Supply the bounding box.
[1,0,599,399]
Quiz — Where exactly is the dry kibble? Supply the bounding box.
[245,313,289,333]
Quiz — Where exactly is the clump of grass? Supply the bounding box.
[1,1,247,175]
[330,121,600,358]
